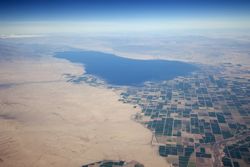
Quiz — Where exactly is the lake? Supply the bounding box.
[55,51,198,86]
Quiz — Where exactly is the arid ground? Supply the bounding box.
[0,55,168,167]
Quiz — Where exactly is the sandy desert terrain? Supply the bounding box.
[0,55,168,167]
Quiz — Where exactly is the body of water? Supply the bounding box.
[55,51,198,86]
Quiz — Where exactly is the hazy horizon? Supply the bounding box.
[1,0,250,35]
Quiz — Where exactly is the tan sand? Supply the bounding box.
[0,56,168,167]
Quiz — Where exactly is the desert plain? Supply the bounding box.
[0,53,168,167]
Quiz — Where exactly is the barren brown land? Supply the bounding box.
[0,56,168,167]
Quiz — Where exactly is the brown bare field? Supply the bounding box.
[0,57,168,167]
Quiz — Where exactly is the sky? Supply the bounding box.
[0,0,250,35]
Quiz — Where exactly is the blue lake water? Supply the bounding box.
[55,51,198,86]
